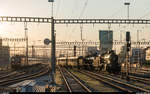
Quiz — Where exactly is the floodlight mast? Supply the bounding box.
[124,2,131,80]
[48,0,54,17]
[48,0,56,87]
[124,2,130,19]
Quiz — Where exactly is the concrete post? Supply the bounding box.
[51,17,56,85]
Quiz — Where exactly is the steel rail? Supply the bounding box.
[58,66,72,92]
[0,71,17,79]
[58,66,92,92]
[0,67,49,86]
[129,75,150,84]
[0,72,25,81]
[99,71,150,85]
[81,70,150,92]
[100,72,150,89]
[78,70,132,93]
[63,68,92,92]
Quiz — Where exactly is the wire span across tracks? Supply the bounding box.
[1,16,150,24]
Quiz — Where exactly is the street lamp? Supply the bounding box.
[48,0,56,91]
[124,2,130,19]
[48,0,54,17]
[124,2,131,80]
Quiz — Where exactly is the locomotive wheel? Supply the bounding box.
[106,65,112,73]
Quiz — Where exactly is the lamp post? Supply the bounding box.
[49,0,54,17]
[48,0,56,89]
[124,2,131,80]
[124,2,130,19]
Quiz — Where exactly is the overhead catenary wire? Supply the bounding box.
[55,0,61,18]
[109,6,124,18]
[71,0,89,33]
[79,0,89,19]
[64,0,89,42]
[140,12,150,19]
[71,0,79,18]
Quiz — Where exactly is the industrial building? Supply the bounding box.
[145,47,150,61]
[131,48,146,64]
[99,30,113,53]
[0,38,10,68]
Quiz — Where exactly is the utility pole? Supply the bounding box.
[45,0,56,92]
[51,16,56,85]
[14,42,15,56]
[80,25,84,56]
[126,32,131,80]
[137,30,140,68]
[24,22,28,65]
[49,0,56,87]
[124,2,131,80]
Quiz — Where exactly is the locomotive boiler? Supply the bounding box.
[99,50,121,74]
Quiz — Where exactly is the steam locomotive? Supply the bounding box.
[99,50,121,74]
[57,50,121,74]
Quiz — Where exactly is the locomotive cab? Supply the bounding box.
[99,50,121,74]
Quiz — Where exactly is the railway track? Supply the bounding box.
[0,72,26,80]
[99,71,150,90]
[121,70,150,79]
[0,70,13,75]
[128,75,150,85]
[98,71,150,85]
[110,72,150,89]
[58,67,92,92]
[123,68,150,75]
[78,70,150,93]
[0,66,49,87]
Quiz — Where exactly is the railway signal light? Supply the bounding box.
[126,32,130,42]
[125,31,131,81]
[127,42,131,51]
[126,32,131,52]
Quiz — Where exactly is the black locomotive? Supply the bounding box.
[99,50,121,74]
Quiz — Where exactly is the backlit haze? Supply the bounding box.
[0,0,150,46]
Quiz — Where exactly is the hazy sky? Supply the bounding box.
[0,0,150,45]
